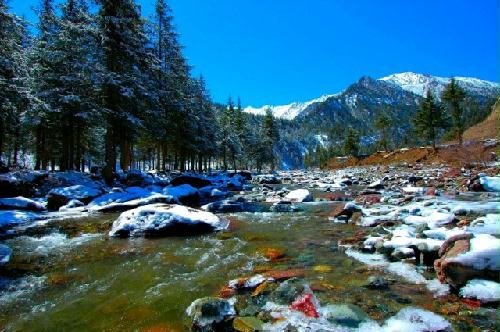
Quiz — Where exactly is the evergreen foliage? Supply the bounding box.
[414,91,448,150]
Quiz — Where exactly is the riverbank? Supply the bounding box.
[0,164,498,331]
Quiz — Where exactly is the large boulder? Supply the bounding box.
[123,170,154,187]
[163,184,200,206]
[170,175,212,189]
[0,174,35,198]
[47,185,102,211]
[90,194,177,213]
[479,175,499,192]
[186,297,235,331]
[435,233,499,288]
[285,189,313,203]
[0,197,45,211]
[109,204,228,238]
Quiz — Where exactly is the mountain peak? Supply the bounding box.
[380,72,498,98]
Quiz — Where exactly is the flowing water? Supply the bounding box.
[0,198,496,331]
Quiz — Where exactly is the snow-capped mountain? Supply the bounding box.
[244,72,498,121]
[244,94,335,120]
[380,72,499,99]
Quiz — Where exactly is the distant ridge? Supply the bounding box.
[244,72,499,120]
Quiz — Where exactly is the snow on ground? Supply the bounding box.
[459,279,500,303]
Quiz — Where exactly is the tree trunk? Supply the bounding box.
[0,117,4,164]
[75,120,82,172]
[105,125,115,170]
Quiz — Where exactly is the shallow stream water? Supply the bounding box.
[0,195,497,331]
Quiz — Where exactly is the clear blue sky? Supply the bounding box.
[8,0,500,107]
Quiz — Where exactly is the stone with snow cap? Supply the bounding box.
[47,185,102,211]
[0,244,12,265]
[285,189,313,202]
[479,174,499,192]
[109,204,227,238]
[186,297,236,330]
[0,197,45,211]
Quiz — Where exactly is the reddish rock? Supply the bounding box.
[443,168,461,179]
[263,269,307,280]
[425,187,437,196]
[435,233,498,288]
[290,294,319,318]
[261,247,285,261]
[219,285,236,298]
[355,194,381,205]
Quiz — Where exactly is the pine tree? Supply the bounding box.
[49,0,98,171]
[98,0,154,171]
[0,0,30,166]
[374,113,391,151]
[261,108,279,170]
[343,128,359,157]
[414,90,448,150]
[29,0,59,170]
[441,78,466,145]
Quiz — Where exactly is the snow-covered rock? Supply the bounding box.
[88,187,152,209]
[162,184,200,205]
[374,307,451,332]
[285,189,313,202]
[270,201,300,213]
[109,204,227,237]
[254,174,282,184]
[47,185,102,211]
[186,297,236,330]
[0,244,12,265]
[460,279,499,303]
[0,210,43,228]
[479,175,499,192]
[90,194,177,213]
[0,197,45,212]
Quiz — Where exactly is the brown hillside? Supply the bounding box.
[464,100,499,141]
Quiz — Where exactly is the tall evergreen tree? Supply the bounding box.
[0,0,30,166]
[49,0,98,170]
[441,78,466,145]
[343,128,359,157]
[98,0,154,171]
[414,90,448,150]
[261,108,279,170]
[29,0,59,169]
[374,113,391,151]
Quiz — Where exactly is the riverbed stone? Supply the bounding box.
[186,297,235,331]
[0,244,12,265]
[109,204,227,237]
[170,175,212,189]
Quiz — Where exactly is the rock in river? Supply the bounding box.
[285,189,313,202]
[186,297,236,331]
[47,185,102,211]
[0,244,12,265]
[109,204,228,237]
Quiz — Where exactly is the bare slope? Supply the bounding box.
[463,100,499,141]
